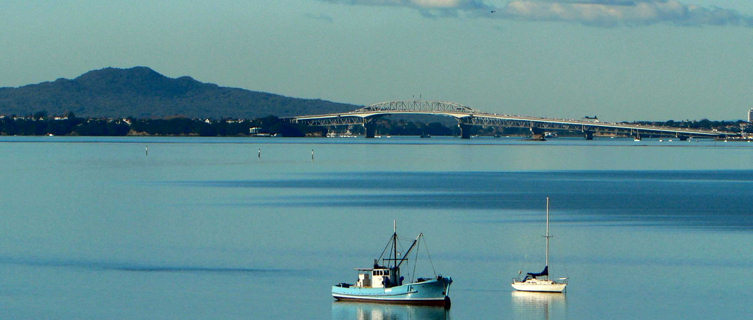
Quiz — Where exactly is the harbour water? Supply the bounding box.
[1,136,752,319]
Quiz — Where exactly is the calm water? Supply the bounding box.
[1,136,752,319]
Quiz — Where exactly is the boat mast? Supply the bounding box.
[393,220,397,268]
[545,197,551,274]
[395,234,420,268]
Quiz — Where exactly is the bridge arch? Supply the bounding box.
[357,100,477,114]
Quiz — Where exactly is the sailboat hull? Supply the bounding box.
[511,279,567,293]
[332,278,452,306]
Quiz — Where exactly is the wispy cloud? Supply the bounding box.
[318,0,753,27]
[318,0,488,9]
[496,0,753,27]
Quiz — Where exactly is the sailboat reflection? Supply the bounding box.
[332,301,450,320]
[511,291,567,320]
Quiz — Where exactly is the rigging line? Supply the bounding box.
[421,233,437,276]
[377,234,393,264]
[411,237,420,283]
[396,238,408,257]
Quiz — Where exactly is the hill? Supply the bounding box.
[0,67,359,119]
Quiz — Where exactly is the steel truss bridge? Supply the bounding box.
[293,100,734,140]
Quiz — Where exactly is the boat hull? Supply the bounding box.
[511,279,567,293]
[332,278,452,306]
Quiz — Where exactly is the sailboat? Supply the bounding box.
[511,197,568,293]
[332,222,453,306]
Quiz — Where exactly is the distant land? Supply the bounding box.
[0,67,359,119]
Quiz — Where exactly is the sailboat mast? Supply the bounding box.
[545,196,550,268]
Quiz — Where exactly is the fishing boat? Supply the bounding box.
[511,197,568,293]
[332,222,453,307]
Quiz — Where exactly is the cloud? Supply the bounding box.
[318,0,489,10]
[497,0,753,27]
[319,0,753,27]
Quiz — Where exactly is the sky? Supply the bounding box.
[1,0,752,121]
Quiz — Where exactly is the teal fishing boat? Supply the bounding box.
[332,222,453,307]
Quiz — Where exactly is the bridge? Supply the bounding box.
[293,100,734,140]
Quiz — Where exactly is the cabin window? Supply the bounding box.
[385,270,389,275]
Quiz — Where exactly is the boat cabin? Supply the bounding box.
[354,266,402,288]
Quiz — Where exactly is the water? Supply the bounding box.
[0,136,752,319]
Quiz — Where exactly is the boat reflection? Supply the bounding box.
[332,301,450,320]
[511,291,567,320]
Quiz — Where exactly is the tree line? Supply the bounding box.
[626,119,752,133]
[0,112,469,137]
[1,111,749,137]
[0,112,317,137]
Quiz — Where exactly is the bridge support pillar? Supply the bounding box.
[458,123,473,139]
[529,127,545,141]
[584,131,594,140]
[677,135,689,141]
[363,121,377,138]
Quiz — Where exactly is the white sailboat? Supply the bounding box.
[512,197,568,293]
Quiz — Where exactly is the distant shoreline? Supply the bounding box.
[1,113,749,139]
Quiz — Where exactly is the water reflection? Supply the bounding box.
[331,302,449,320]
[511,291,567,320]
[172,170,753,230]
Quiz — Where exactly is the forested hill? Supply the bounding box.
[0,67,359,119]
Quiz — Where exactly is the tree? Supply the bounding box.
[33,110,48,120]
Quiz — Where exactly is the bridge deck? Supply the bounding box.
[292,101,732,138]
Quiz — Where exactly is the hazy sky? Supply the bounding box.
[2,0,752,120]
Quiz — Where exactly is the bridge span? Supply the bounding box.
[293,100,733,140]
